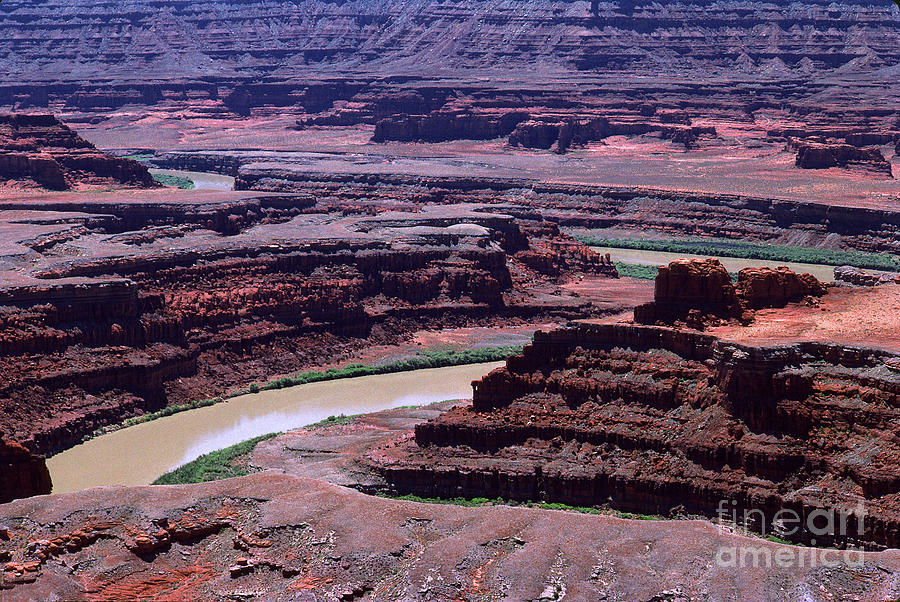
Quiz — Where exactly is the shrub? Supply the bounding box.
[152,173,194,189]
[152,432,279,485]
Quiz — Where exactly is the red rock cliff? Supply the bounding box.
[369,322,900,549]
[0,114,156,190]
[0,438,51,503]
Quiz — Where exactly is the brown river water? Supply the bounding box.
[47,362,502,494]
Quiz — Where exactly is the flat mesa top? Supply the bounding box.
[706,284,900,353]
[581,283,900,354]
[0,188,271,207]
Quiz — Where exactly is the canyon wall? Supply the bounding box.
[370,321,900,549]
[0,182,620,467]
[0,114,155,189]
[1,0,897,100]
[227,167,900,253]
[0,0,898,159]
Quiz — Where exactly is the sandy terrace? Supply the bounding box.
[707,285,900,353]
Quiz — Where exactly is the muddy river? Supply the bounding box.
[148,168,235,191]
[47,362,502,494]
[591,246,837,282]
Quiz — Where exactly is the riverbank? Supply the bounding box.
[93,345,521,436]
[47,362,503,494]
[147,167,234,190]
[575,232,900,275]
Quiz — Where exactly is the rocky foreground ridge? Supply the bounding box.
[366,261,900,550]
[4,471,900,600]
[0,114,155,190]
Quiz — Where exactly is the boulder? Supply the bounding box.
[834,265,900,287]
[735,266,827,308]
[793,140,893,177]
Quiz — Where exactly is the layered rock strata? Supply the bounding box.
[0,439,51,504]
[2,0,899,125]
[223,169,900,254]
[368,322,900,549]
[0,114,155,190]
[0,187,619,478]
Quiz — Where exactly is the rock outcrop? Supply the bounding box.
[0,114,156,190]
[508,117,714,153]
[0,439,51,504]
[835,265,900,287]
[793,140,893,177]
[368,321,900,549]
[736,265,828,308]
[634,259,826,327]
[372,110,530,143]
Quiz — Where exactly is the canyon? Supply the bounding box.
[0,0,899,598]
[0,120,634,508]
[363,263,900,551]
[0,184,622,462]
[147,161,900,252]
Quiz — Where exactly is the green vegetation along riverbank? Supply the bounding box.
[254,346,521,392]
[152,172,194,189]
[152,412,365,484]
[573,234,900,272]
[153,433,279,485]
[614,261,738,282]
